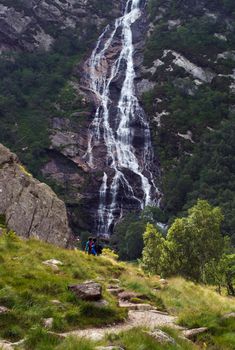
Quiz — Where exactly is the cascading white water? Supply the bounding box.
[84,0,160,235]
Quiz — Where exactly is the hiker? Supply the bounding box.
[85,237,93,254]
[90,239,97,256]
[93,238,103,256]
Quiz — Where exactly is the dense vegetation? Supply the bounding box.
[113,199,235,296]
[0,33,89,176]
[163,117,235,243]
[140,0,235,241]
[142,200,235,293]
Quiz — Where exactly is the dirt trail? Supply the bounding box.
[60,308,177,341]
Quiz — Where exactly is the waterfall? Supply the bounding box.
[84,0,161,236]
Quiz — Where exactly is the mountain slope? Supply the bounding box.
[140,0,235,240]
[0,233,234,349]
[0,0,234,238]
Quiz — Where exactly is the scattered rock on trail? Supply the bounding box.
[119,301,156,311]
[95,347,124,350]
[107,286,124,296]
[109,279,120,284]
[50,299,62,305]
[0,306,9,314]
[147,329,176,344]
[0,341,14,350]
[118,291,144,301]
[159,279,168,286]
[43,317,54,329]
[43,259,63,271]
[68,281,102,301]
[93,299,109,308]
[222,312,235,319]
[183,327,208,340]
[43,259,63,266]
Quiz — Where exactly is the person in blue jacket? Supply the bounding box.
[85,237,97,256]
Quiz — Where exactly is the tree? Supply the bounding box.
[111,213,145,261]
[141,223,165,275]
[205,254,235,295]
[165,200,225,281]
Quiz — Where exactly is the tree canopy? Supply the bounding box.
[142,200,226,282]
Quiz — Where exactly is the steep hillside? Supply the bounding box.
[0,233,234,349]
[141,0,235,240]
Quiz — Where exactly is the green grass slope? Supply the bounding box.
[0,232,234,349]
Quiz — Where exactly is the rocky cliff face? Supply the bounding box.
[41,0,160,235]
[0,0,121,53]
[0,144,71,246]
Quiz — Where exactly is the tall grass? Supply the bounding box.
[0,234,127,341]
[158,278,235,349]
[104,327,198,350]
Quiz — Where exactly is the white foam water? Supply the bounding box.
[85,0,160,235]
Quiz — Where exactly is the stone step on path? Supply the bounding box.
[118,301,158,311]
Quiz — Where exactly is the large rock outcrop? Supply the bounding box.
[0,144,71,247]
[0,0,121,53]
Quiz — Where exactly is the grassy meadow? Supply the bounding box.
[0,232,234,349]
